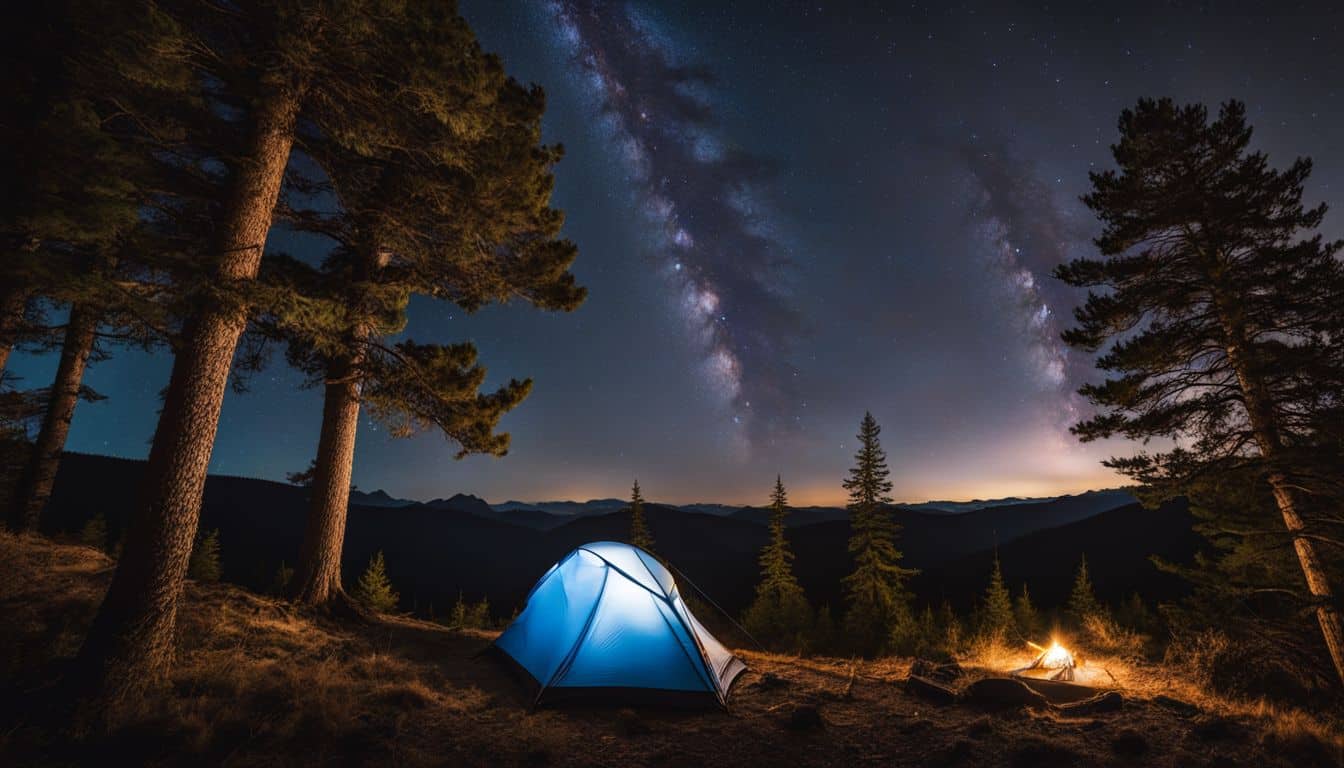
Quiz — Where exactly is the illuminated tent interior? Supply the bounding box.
[493,541,747,708]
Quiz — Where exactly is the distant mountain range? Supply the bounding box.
[352,486,1137,532]
[43,453,1187,628]
[900,496,1057,514]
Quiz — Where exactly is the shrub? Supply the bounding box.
[938,601,965,656]
[743,586,812,653]
[1165,627,1333,701]
[188,529,222,582]
[1082,613,1145,660]
[352,551,399,613]
[271,561,294,596]
[1115,592,1158,635]
[890,604,944,658]
[448,591,492,629]
[467,596,491,629]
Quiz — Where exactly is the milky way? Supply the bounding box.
[544,0,801,448]
[960,142,1089,431]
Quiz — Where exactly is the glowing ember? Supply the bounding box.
[1038,641,1074,669]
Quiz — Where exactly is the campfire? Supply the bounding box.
[1016,639,1077,682]
[1004,636,1119,704]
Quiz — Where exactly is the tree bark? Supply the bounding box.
[289,249,385,609]
[75,88,302,705]
[0,285,29,377]
[289,355,362,606]
[11,302,99,532]
[1219,307,1344,686]
[1265,470,1344,685]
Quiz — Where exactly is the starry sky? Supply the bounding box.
[10,1,1343,505]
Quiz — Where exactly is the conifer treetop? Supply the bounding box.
[628,479,655,553]
[759,475,800,593]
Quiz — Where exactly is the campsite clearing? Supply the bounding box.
[1,533,1340,767]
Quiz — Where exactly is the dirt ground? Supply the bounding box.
[1,532,1340,767]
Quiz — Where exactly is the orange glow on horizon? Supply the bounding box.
[479,468,1126,508]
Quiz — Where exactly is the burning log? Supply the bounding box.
[1009,637,1118,704]
[1014,640,1077,682]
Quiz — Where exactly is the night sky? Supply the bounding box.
[10,1,1343,505]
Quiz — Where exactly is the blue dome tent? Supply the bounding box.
[493,541,747,707]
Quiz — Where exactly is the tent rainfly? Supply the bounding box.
[493,541,747,707]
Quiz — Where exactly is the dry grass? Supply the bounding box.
[2,532,1341,767]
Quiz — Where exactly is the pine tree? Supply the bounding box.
[1014,583,1039,638]
[628,480,656,553]
[468,597,491,629]
[273,31,583,609]
[187,529,221,583]
[759,477,797,591]
[1056,97,1344,684]
[841,412,917,654]
[742,476,812,650]
[0,1,140,378]
[1067,555,1102,624]
[353,551,399,614]
[2,2,175,534]
[450,591,469,628]
[980,553,1014,642]
[79,513,108,552]
[75,2,578,698]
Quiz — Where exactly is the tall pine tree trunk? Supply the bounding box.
[1221,312,1344,686]
[290,249,383,610]
[0,285,28,376]
[11,301,99,532]
[289,355,362,607]
[75,89,301,703]
[1265,470,1344,684]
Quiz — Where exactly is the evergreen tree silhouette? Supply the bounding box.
[981,552,1014,641]
[1014,583,1039,638]
[628,480,656,553]
[841,412,917,654]
[1067,554,1102,624]
[743,476,812,650]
